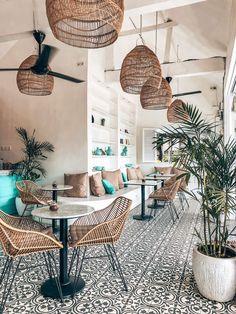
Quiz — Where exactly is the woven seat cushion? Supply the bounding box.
[64,173,88,197]
[90,173,106,196]
[70,224,97,244]
[102,170,123,190]
[127,168,138,180]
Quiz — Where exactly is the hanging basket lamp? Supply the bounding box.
[167,99,186,123]
[120,45,162,94]
[46,0,124,48]
[140,77,172,110]
[16,55,54,96]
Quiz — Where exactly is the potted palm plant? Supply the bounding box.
[153,104,236,302]
[12,127,54,215]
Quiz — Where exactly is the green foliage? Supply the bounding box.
[11,127,54,181]
[153,103,236,258]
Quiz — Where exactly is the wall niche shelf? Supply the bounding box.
[88,76,137,172]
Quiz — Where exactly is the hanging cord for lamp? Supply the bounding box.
[129,16,145,45]
[155,12,158,55]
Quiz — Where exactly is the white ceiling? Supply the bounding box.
[0,0,234,117]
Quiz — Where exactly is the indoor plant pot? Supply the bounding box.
[192,247,236,302]
[153,103,236,303]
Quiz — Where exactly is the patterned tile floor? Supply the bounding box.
[1,199,236,314]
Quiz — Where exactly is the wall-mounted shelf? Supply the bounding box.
[92,106,117,118]
[92,124,116,131]
[92,139,116,145]
[92,155,116,158]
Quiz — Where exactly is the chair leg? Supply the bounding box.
[104,244,116,271]
[0,257,22,313]
[47,251,64,304]
[167,202,175,223]
[20,204,28,217]
[0,257,11,286]
[178,192,185,211]
[73,247,87,299]
[171,202,179,220]
[68,248,77,276]
[183,193,190,208]
[107,244,128,291]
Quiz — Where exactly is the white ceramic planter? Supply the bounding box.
[192,246,236,302]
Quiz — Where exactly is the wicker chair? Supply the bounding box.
[149,179,181,223]
[171,168,190,210]
[0,210,63,312]
[69,196,132,295]
[16,180,52,216]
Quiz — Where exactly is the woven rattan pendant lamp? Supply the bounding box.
[120,15,162,94]
[46,0,124,48]
[120,45,162,94]
[140,77,172,110]
[167,99,186,123]
[16,55,54,96]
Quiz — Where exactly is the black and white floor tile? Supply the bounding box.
[1,199,236,314]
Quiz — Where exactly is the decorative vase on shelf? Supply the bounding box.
[105,146,113,156]
[101,118,106,126]
[121,146,128,156]
[94,147,102,156]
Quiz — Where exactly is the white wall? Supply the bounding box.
[0,34,88,184]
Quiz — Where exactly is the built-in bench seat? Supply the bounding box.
[58,185,154,211]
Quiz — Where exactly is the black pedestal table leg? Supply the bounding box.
[133,184,153,221]
[40,218,85,298]
[52,190,57,232]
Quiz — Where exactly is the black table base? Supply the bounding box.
[133,214,153,221]
[41,276,85,298]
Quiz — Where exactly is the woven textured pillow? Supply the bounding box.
[90,173,106,197]
[64,173,88,197]
[135,167,144,179]
[102,170,120,190]
[127,168,138,180]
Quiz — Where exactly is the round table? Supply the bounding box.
[32,204,94,299]
[41,185,73,231]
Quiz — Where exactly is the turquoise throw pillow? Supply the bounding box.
[102,179,116,194]
[122,172,128,182]
[122,172,128,187]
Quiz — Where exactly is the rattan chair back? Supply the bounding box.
[16,180,52,205]
[0,211,62,257]
[70,196,132,247]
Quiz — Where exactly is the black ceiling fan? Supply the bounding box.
[166,77,202,97]
[0,30,84,84]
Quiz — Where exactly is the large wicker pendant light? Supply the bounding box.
[140,77,172,110]
[16,55,54,96]
[167,99,186,123]
[120,45,162,94]
[46,0,124,49]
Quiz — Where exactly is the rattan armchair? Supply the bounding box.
[149,179,181,223]
[171,168,190,210]
[69,196,132,295]
[0,211,63,312]
[16,180,52,216]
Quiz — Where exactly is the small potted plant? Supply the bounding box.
[12,127,54,215]
[153,103,236,302]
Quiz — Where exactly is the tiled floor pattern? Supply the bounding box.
[1,199,236,314]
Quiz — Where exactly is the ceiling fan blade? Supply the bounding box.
[32,45,51,74]
[173,91,202,97]
[48,70,84,83]
[0,68,31,72]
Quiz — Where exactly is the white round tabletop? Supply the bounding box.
[32,204,94,220]
[41,184,73,192]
